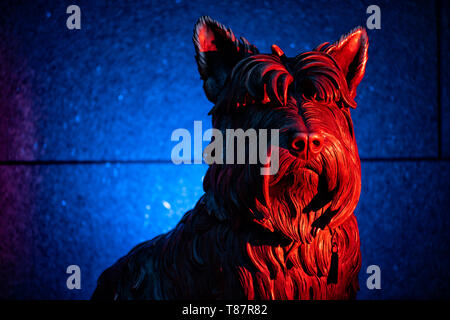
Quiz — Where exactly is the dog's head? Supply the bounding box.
[194,16,368,243]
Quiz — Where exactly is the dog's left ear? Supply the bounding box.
[318,28,369,99]
[193,16,259,103]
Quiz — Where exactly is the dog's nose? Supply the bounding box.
[290,132,324,159]
[309,133,324,154]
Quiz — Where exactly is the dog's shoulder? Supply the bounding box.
[91,235,164,300]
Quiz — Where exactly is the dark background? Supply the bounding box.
[0,0,448,299]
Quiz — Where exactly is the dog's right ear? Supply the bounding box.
[193,16,259,103]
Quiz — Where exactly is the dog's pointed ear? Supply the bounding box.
[319,27,369,99]
[193,16,259,103]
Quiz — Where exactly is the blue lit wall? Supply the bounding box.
[0,0,448,299]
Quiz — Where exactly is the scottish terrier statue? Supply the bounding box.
[92,16,368,300]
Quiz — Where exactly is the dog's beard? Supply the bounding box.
[257,140,360,244]
[258,149,321,243]
[203,135,360,245]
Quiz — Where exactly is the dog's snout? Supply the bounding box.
[290,132,324,160]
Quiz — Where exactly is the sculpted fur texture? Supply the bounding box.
[92,16,368,300]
